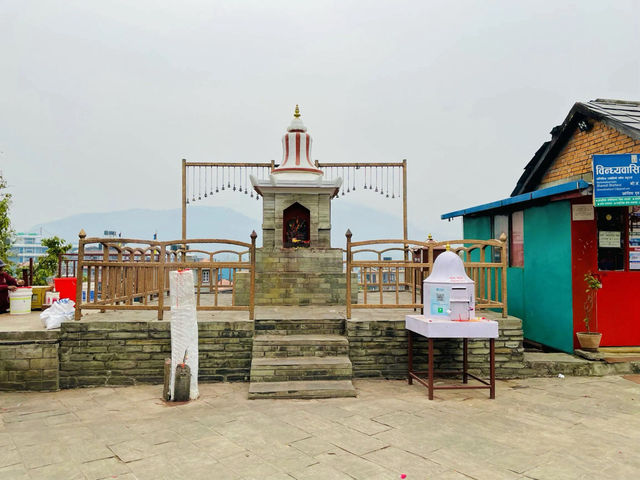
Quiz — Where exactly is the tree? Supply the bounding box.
[33,236,72,286]
[0,173,13,267]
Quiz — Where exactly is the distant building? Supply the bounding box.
[8,232,47,265]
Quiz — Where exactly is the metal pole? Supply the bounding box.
[181,159,187,241]
[407,331,413,385]
[499,232,508,318]
[75,230,86,320]
[345,229,352,319]
[249,230,257,320]
[157,244,166,320]
[402,159,408,261]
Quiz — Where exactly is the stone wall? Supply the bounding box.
[0,331,59,391]
[236,248,358,306]
[59,320,253,388]
[347,315,525,379]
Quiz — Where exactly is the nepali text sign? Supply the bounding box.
[593,154,640,206]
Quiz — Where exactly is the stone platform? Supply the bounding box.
[1,299,529,394]
[235,248,358,306]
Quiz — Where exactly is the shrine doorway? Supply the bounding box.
[283,203,310,248]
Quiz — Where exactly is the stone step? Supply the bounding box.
[252,334,349,358]
[255,318,345,335]
[248,380,357,399]
[250,356,353,383]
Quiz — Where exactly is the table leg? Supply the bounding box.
[490,338,495,399]
[407,330,413,385]
[463,338,468,384]
[428,338,434,400]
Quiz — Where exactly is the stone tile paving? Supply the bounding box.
[1,376,639,479]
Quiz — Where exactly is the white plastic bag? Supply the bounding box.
[39,298,75,330]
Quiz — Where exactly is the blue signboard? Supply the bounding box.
[592,154,640,206]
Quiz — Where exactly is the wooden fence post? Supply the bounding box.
[499,233,508,318]
[75,229,86,320]
[249,230,257,320]
[158,244,166,320]
[182,159,187,241]
[402,159,408,261]
[346,229,352,319]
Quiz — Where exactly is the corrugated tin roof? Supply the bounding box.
[585,99,640,133]
[441,180,591,219]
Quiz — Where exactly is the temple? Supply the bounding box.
[236,106,357,306]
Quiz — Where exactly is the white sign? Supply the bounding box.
[599,231,621,248]
[572,204,594,221]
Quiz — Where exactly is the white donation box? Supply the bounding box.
[424,249,475,320]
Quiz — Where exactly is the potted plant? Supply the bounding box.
[576,272,602,351]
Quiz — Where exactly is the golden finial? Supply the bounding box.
[294,104,300,118]
[446,244,451,251]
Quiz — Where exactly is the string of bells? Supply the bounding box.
[186,164,402,204]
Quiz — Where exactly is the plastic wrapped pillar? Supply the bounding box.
[169,270,199,400]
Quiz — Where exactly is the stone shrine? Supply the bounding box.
[236,106,357,306]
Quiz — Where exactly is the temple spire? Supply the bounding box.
[294,104,301,118]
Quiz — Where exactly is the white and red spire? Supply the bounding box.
[271,105,323,177]
[250,105,342,197]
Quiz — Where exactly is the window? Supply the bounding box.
[597,207,625,271]
[510,211,524,267]
[492,215,509,263]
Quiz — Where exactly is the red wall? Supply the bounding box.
[571,198,640,347]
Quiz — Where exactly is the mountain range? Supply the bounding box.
[31,204,434,248]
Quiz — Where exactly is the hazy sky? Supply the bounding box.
[1,1,639,240]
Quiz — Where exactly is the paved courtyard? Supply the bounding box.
[1,376,640,480]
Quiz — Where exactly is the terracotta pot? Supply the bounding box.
[576,332,602,351]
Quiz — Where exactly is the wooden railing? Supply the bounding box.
[345,232,507,319]
[74,231,257,320]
